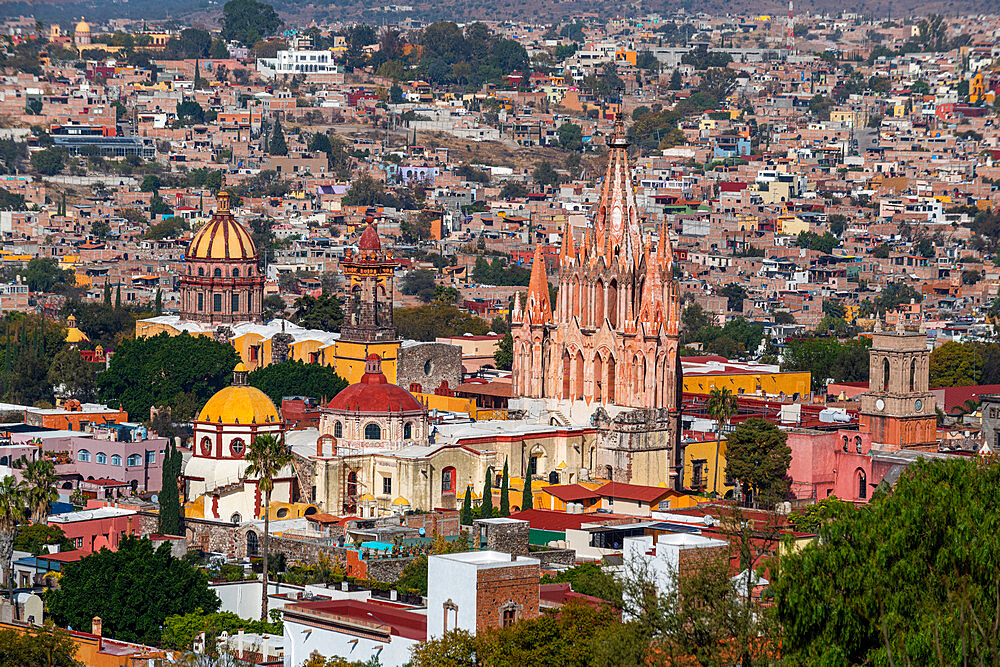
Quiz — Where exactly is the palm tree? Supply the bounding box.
[244,433,292,622]
[0,476,25,593]
[706,387,739,495]
[23,459,58,524]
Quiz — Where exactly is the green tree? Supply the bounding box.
[719,283,747,312]
[787,495,854,535]
[540,562,621,600]
[22,458,58,524]
[668,68,683,89]
[292,292,344,332]
[494,332,513,371]
[221,0,282,45]
[782,336,872,392]
[154,288,162,316]
[244,433,292,621]
[498,460,510,516]
[400,268,438,303]
[161,609,282,652]
[0,476,25,591]
[724,417,791,507]
[13,523,74,556]
[20,257,74,293]
[247,360,348,406]
[774,458,1000,664]
[158,442,183,536]
[269,119,288,156]
[533,161,561,187]
[929,340,980,387]
[96,333,240,421]
[0,625,80,666]
[481,470,494,518]
[47,537,220,644]
[521,470,533,509]
[460,486,473,525]
[557,122,583,151]
[193,59,205,89]
[394,304,489,341]
[30,148,65,176]
[140,174,161,192]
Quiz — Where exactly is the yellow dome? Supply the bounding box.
[198,385,280,425]
[75,19,90,33]
[392,496,410,506]
[187,193,257,261]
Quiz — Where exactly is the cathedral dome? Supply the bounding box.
[327,354,423,414]
[75,19,90,33]
[187,192,257,261]
[358,222,381,251]
[198,364,280,424]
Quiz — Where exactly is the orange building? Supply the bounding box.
[25,400,128,431]
[2,620,165,666]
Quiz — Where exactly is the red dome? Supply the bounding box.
[358,224,381,251]
[326,355,424,414]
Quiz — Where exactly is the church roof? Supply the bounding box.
[326,354,424,414]
[358,223,381,251]
[523,244,552,325]
[187,192,257,261]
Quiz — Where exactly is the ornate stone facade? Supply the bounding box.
[341,219,398,343]
[511,120,683,486]
[179,192,264,325]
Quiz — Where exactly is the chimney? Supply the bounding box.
[91,616,102,637]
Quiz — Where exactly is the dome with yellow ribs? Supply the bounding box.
[198,363,280,425]
[75,19,90,33]
[187,192,258,261]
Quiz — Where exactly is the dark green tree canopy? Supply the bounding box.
[96,332,240,421]
[47,537,220,645]
[723,417,791,507]
[248,360,348,405]
[221,0,282,45]
[774,458,1000,664]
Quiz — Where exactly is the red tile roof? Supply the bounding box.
[595,482,672,504]
[508,508,635,532]
[285,599,427,641]
[541,484,601,502]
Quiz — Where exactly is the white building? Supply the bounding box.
[621,532,728,618]
[256,50,341,79]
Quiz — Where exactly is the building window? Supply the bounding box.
[692,459,707,488]
[201,437,213,456]
[333,421,343,438]
[111,455,122,466]
[75,537,83,549]
[78,449,90,462]
[147,451,155,464]
[233,268,239,277]
[858,470,867,499]
[95,452,107,464]
[198,293,204,311]
[403,422,413,440]
[365,423,382,440]
[126,454,141,466]
[231,438,245,456]
[442,467,455,493]
[232,293,239,313]
[502,608,516,627]
[383,476,392,495]
[214,294,222,312]
[198,267,204,277]
[246,531,259,557]
[231,513,241,524]
[214,268,222,277]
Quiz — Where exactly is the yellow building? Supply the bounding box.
[777,214,810,236]
[681,357,812,401]
[682,437,732,496]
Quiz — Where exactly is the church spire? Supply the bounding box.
[593,119,643,271]
[524,244,552,325]
[560,220,575,264]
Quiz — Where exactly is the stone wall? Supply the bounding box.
[475,518,530,555]
[397,342,462,394]
[404,510,461,537]
[531,548,576,568]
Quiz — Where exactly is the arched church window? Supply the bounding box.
[857,469,867,499]
[200,437,213,456]
[231,438,245,456]
[198,267,205,277]
[231,513,241,524]
[214,268,222,277]
[909,359,916,391]
[364,423,382,440]
[883,358,890,391]
[233,268,239,277]
[246,531,259,556]
[403,422,413,440]
[334,421,343,438]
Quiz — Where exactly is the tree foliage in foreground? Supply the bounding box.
[774,458,1000,664]
[47,537,220,645]
[394,303,490,341]
[0,626,80,666]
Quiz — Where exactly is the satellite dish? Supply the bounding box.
[150,494,159,503]
[418,527,426,537]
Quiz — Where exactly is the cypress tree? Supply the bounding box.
[522,471,533,510]
[157,442,177,535]
[481,471,494,519]
[193,59,204,89]
[115,284,121,310]
[269,120,287,156]
[460,485,473,526]
[103,281,111,308]
[154,288,162,315]
[499,460,510,516]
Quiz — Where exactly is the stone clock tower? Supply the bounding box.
[859,316,937,449]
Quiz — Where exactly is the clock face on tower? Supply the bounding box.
[875,398,885,411]
[611,206,623,235]
[915,399,923,411]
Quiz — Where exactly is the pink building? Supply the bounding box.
[47,506,140,554]
[786,429,878,503]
